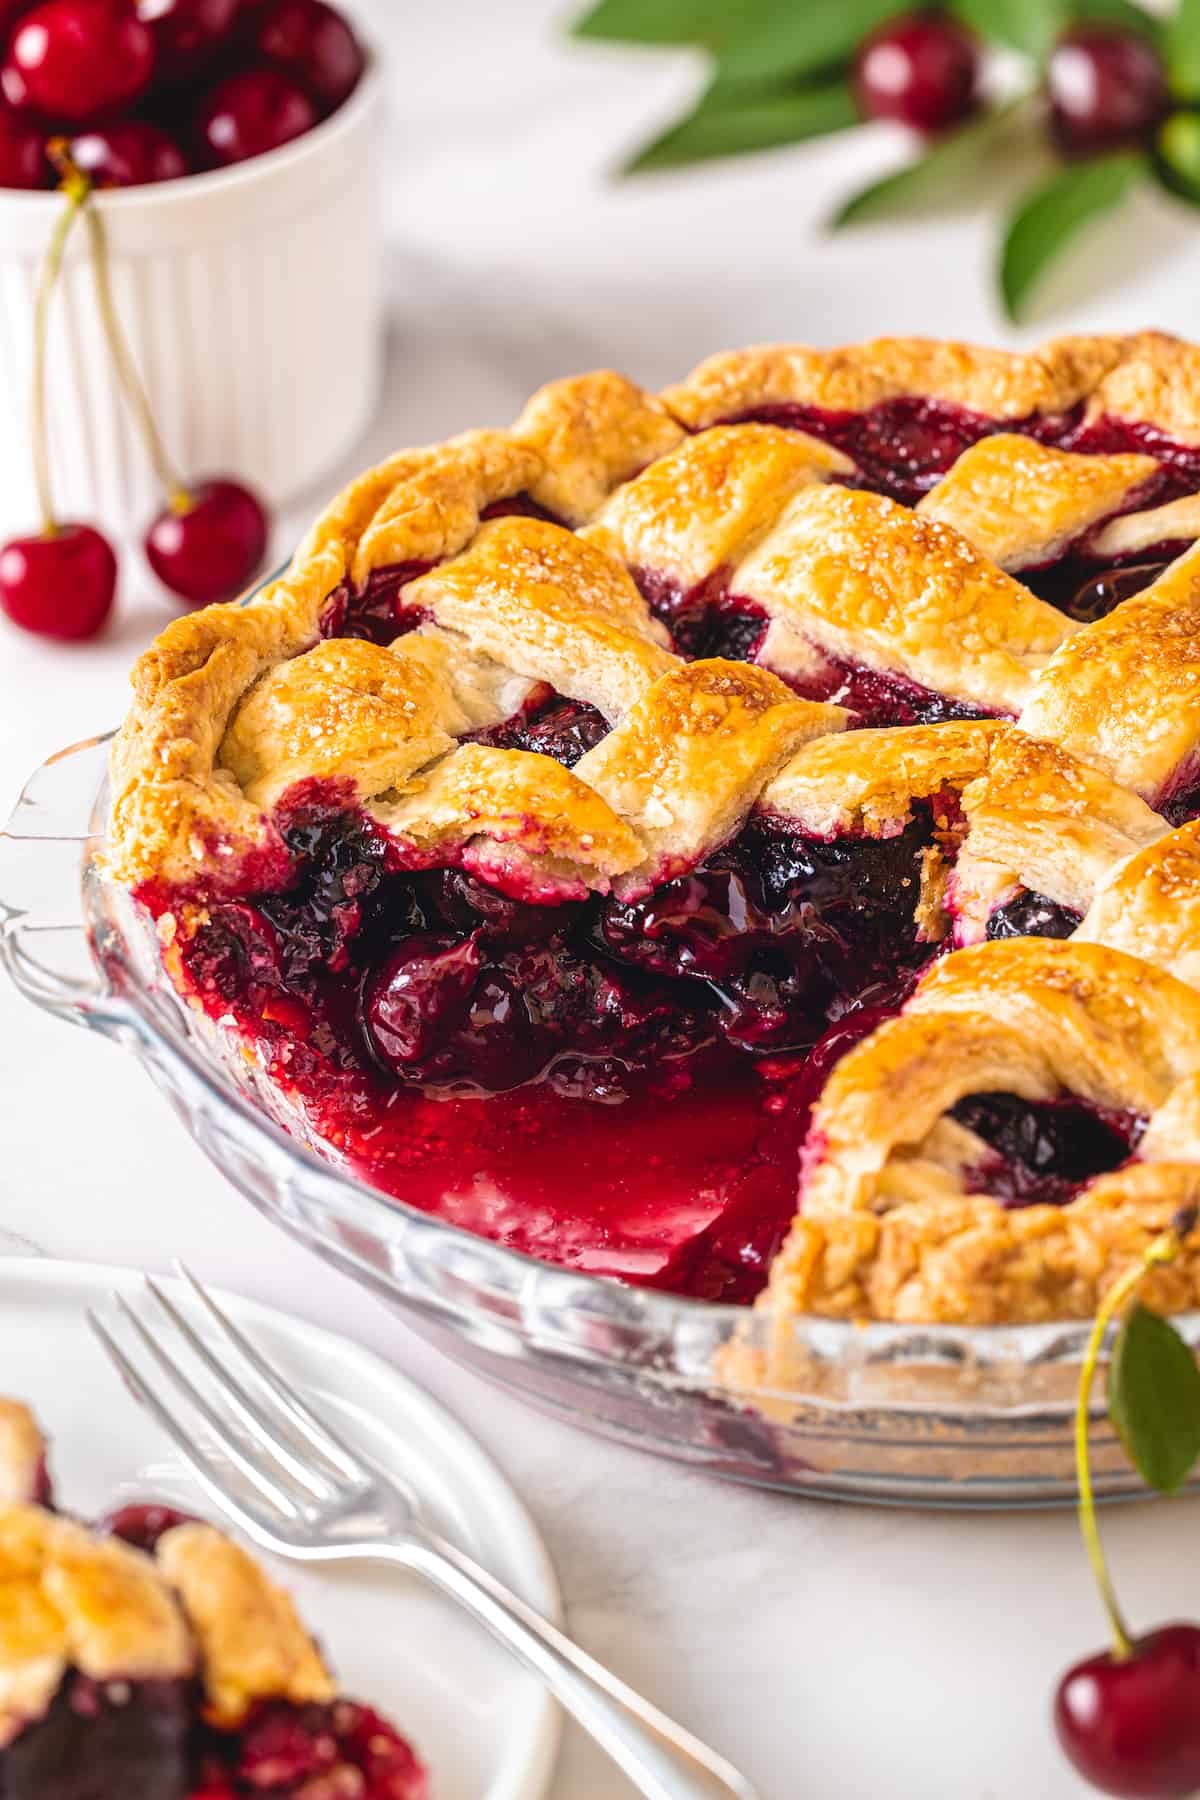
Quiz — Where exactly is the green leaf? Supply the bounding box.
[713,0,898,87]
[570,0,735,48]
[834,100,1027,227]
[625,78,858,174]
[1072,0,1163,42]
[999,150,1147,320]
[950,0,1066,60]
[1167,0,1200,98]
[1108,1302,1200,1495]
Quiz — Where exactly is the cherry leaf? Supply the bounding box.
[1072,0,1163,43]
[570,0,735,48]
[624,78,857,174]
[712,0,899,87]
[999,150,1147,320]
[950,0,1065,61]
[833,100,1026,227]
[1167,0,1200,99]
[1108,1302,1200,1496]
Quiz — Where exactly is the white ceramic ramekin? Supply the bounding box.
[0,59,383,544]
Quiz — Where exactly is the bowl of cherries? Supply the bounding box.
[0,0,381,627]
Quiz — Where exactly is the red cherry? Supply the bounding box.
[69,118,187,185]
[0,97,44,184]
[139,0,240,88]
[0,1,36,39]
[1,0,156,124]
[1048,26,1168,155]
[0,523,115,640]
[144,478,269,605]
[195,64,315,166]
[853,10,980,135]
[253,0,363,113]
[1055,1625,1200,1799]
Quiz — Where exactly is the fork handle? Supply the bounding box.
[373,1526,758,1800]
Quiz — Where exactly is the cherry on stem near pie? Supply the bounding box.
[104,330,1200,1335]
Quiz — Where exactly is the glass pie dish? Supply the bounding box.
[3,729,1196,1510]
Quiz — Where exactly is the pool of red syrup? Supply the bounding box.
[258,1044,808,1302]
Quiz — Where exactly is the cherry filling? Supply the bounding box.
[952,1092,1144,1208]
[1024,557,1172,621]
[0,1682,425,1800]
[102,1503,199,1555]
[319,563,432,646]
[786,655,1000,727]
[1,1673,194,1800]
[467,685,611,766]
[170,805,948,1299]
[726,397,1009,505]
[986,890,1082,941]
[195,1699,426,1800]
[1158,762,1200,827]
[635,577,998,727]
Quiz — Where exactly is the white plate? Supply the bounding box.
[0,1258,561,1800]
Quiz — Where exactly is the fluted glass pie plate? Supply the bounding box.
[4,729,1197,1509]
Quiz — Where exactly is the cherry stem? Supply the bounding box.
[1075,1212,1195,1663]
[31,173,90,538]
[79,179,191,513]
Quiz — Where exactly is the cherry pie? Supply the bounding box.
[0,1398,426,1799]
[107,332,1200,1327]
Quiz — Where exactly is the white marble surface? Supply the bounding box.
[3,4,1200,1796]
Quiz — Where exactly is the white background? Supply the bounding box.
[4,4,1200,1795]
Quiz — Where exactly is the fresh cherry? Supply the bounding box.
[852,10,980,135]
[1053,1208,1200,1798]
[1048,26,1168,156]
[0,523,116,640]
[139,0,241,88]
[0,0,35,34]
[0,97,45,186]
[1056,1626,1200,1799]
[144,478,269,605]
[253,0,364,113]
[1,0,156,123]
[69,119,187,186]
[195,64,316,166]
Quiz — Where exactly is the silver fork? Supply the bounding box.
[89,1268,759,1800]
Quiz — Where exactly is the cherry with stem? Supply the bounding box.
[1055,1206,1200,1800]
[0,164,116,641]
[53,143,271,610]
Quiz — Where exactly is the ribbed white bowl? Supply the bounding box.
[0,60,383,544]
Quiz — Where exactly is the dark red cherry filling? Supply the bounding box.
[468,687,611,766]
[102,1503,199,1555]
[986,890,1082,941]
[1,1673,193,1800]
[790,655,1000,727]
[0,1679,426,1800]
[167,798,954,1298]
[198,1698,426,1800]
[319,563,433,645]
[952,1091,1144,1209]
[1157,762,1200,827]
